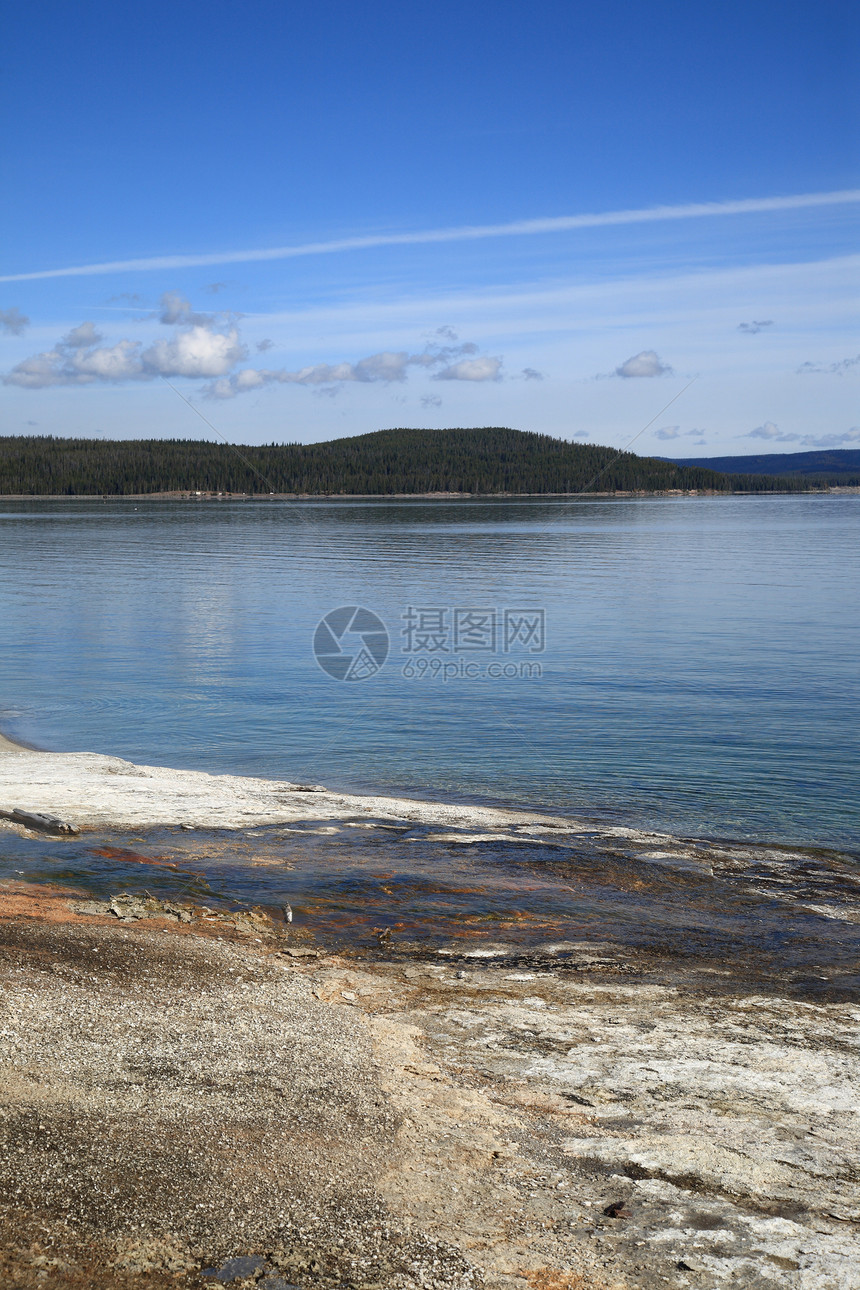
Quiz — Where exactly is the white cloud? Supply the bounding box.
[261,352,412,389]
[615,350,672,378]
[521,367,544,380]
[656,426,709,446]
[799,428,860,447]
[571,430,589,439]
[157,290,220,327]
[433,355,502,382]
[206,335,495,398]
[6,336,138,387]
[351,351,415,382]
[4,301,246,388]
[421,394,442,408]
[142,325,246,378]
[6,248,852,447]
[738,320,774,334]
[73,340,144,381]
[746,421,799,442]
[62,321,102,349]
[0,307,29,335]
[5,352,78,388]
[411,342,479,369]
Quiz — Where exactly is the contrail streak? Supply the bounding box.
[2,189,858,284]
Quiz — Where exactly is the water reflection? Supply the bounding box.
[1,495,858,847]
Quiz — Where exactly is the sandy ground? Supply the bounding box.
[1,744,859,1288]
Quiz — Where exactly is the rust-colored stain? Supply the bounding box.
[0,885,265,946]
[90,846,180,869]
[0,881,102,924]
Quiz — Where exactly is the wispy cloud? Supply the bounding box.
[3,189,858,283]
[738,320,774,334]
[655,425,707,441]
[799,428,860,448]
[207,333,497,398]
[0,307,29,335]
[742,421,860,448]
[797,353,860,375]
[157,290,219,327]
[745,421,799,442]
[432,355,501,382]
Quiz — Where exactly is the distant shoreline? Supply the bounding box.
[1,486,858,501]
[3,429,850,496]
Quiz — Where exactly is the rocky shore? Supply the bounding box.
[1,746,859,1288]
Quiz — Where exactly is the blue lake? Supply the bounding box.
[1,494,858,850]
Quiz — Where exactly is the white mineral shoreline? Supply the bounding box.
[0,739,667,843]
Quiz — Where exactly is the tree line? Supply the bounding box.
[0,428,810,495]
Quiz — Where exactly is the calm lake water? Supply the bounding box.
[1,494,858,850]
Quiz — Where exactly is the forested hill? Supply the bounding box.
[0,428,809,496]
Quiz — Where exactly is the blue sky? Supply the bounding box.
[1,0,857,453]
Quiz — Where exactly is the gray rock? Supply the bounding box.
[0,807,79,835]
[200,1254,266,1281]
